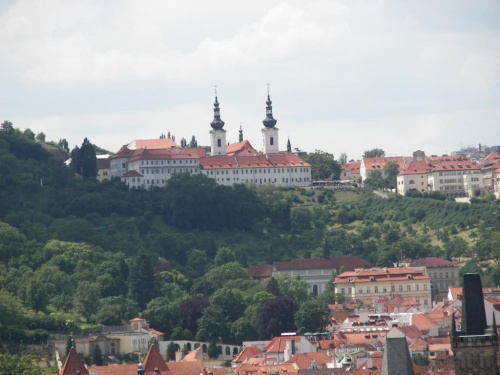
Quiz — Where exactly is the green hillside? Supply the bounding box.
[0,121,499,359]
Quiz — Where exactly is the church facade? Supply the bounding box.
[110,94,312,188]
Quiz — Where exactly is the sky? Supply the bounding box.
[1,0,499,160]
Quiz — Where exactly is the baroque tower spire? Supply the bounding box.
[210,87,225,130]
[262,84,277,128]
[239,124,243,142]
[209,86,227,156]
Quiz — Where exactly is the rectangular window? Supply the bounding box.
[374,286,378,293]
[407,285,411,291]
[383,286,387,293]
[391,285,395,292]
[341,288,345,294]
[399,285,403,291]
[358,288,363,294]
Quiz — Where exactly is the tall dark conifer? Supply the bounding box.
[128,250,155,310]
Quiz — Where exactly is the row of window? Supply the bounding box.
[141,159,197,166]
[215,177,309,184]
[438,170,480,176]
[432,271,455,279]
[204,167,309,175]
[339,283,428,294]
[140,168,197,175]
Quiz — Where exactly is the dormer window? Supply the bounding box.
[370,276,375,281]
[407,274,412,280]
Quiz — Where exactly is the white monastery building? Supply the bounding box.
[109,93,311,188]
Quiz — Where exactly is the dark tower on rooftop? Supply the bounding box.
[239,125,243,142]
[287,138,291,153]
[262,85,277,128]
[461,273,487,335]
[210,95,225,130]
[451,273,499,375]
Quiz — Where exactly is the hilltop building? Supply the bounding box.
[333,267,432,307]
[410,258,459,296]
[109,93,311,188]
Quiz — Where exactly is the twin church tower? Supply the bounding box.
[209,90,282,156]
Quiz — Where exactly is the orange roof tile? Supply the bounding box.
[265,336,303,353]
[398,160,432,176]
[87,364,136,375]
[226,140,259,156]
[363,157,409,171]
[133,139,178,149]
[143,344,169,374]
[286,352,332,369]
[233,346,263,363]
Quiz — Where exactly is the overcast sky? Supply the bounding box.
[1,0,499,160]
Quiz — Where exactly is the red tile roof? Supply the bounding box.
[132,138,178,149]
[398,160,432,176]
[167,360,204,375]
[143,344,169,374]
[286,352,333,369]
[87,364,137,375]
[128,147,206,162]
[429,158,478,172]
[226,140,259,156]
[235,363,298,375]
[96,157,111,169]
[233,346,263,363]
[110,146,134,159]
[363,157,409,171]
[122,170,143,177]
[265,336,303,353]
[60,347,89,375]
[410,257,458,268]
[341,161,361,173]
[335,267,430,284]
[246,265,273,279]
[200,153,310,170]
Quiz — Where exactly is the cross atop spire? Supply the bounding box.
[210,88,225,130]
[263,86,277,128]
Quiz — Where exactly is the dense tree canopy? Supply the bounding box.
[363,148,386,158]
[302,151,341,180]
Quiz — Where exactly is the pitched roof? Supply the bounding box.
[122,170,144,177]
[398,160,432,176]
[363,157,409,171]
[167,360,204,375]
[200,153,310,170]
[96,158,111,169]
[265,336,303,353]
[429,158,478,172]
[341,161,361,173]
[381,328,414,375]
[335,267,430,284]
[130,138,178,150]
[181,346,204,362]
[86,364,137,375]
[410,258,457,268]
[128,147,206,162]
[286,352,333,369]
[246,265,273,279]
[233,346,263,364]
[142,344,169,374]
[60,347,89,375]
[226,140,259,156]
[235,363,298,375]
[110,146,134,160]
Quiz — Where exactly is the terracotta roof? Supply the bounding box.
[181,346,204,362]
[122,170,144,177]
[286,352,333,369]
[167,360,204,375]
[246,265,273,279]
[398,160,432,176]
[129,317,145,322]
[143,344,169,374]
[411,314,437,333]
[60,347,89,375]
[110,146,134,159]
[131,138,178,149]
[200,153,310,170]
[363,157,409,171]
[317,340,335,350]
[341,161,361,173]
[410,258,458,268]
[226,140,259,156]
[128,147,206,162]
[335,267,430,284]
[235,363,298,375]
[86,364,136,375]
[233,346,263,363]
[265,336,303,353]
[96,158,111,169]
[429,158,478,172]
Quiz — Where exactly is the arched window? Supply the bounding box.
[202,344,207,353]
[218,346,223,354]
[409,180,415,184]
[187,343,192,351]
[217,139,221,147]
[312,285,318,296]
[233,347,239,355]
[225,346,230,355]
[270,137,274,146]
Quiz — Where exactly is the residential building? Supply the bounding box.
[396,160,431,195]
[111,93,312,189]
[246,257,373,295]
[340,161,361,182]
[427,157,482,198]
[360,157,410,182]
[96,156,111,182]
[333,267,432,306]
[495,166,500,199]
[478,152,500,195]
[410,258,459,296]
